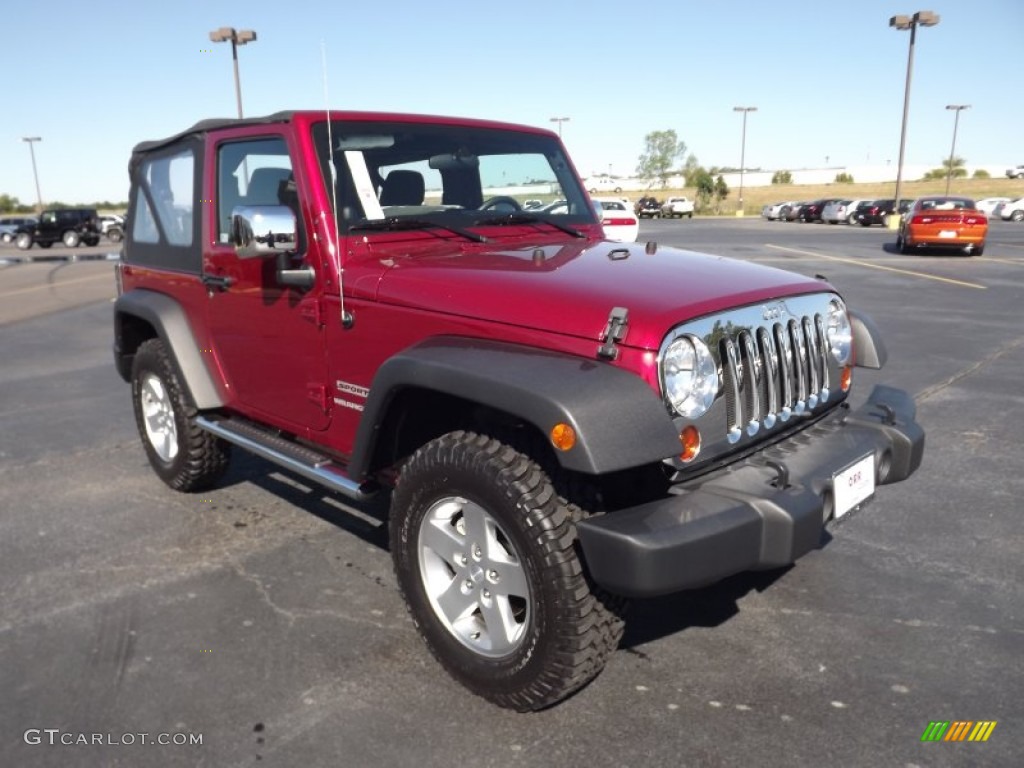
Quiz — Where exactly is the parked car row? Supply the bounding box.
[0,210,127,247]
[764,198,913,226]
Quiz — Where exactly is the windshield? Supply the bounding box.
[311,120,596,231]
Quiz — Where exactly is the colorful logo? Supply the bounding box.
[921,721,997,742]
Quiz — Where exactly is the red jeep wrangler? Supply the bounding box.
[113,111,924,710]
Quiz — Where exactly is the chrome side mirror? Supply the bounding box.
[231,205,297,259]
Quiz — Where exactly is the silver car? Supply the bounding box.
[0,216,37,244]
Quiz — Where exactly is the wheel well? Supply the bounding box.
[114,312,158,380]
[369,387,553,475]
[368,387,668,511]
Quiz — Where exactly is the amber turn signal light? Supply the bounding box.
[840,366,853,393]
[679,425,701,462]
[550,423,576,452]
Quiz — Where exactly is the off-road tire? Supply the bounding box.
[131,338,230,491]
[15,233,32,250]
[107,228,124,243]
[1011,210,1024,222]
[390,431,625,711]
[63,230,80,248]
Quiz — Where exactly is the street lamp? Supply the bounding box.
[209,27,257,119]
[889,10,940,226]
[733,106,757,215]
[549,116,570,138]
[944,104,970,194]
[22,137,43,212]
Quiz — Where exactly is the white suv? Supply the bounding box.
[1006,165,1024,179]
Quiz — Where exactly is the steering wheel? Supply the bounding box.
[478,196,523,213]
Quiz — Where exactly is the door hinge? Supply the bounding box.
[306,383,328,412]
[300,298,324,327]
[597,306,629,360]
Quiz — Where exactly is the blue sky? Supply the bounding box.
[2,0,1022,205]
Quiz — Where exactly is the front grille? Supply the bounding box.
[658,292,845,467]
[719,315,832,444]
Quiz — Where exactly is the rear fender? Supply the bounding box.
[113,289,224,409]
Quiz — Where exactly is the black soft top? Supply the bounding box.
[131,111,296,155]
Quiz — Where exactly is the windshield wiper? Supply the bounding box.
[475,213,585,238]
[350,216,488,243]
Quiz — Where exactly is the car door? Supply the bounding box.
[203,130,330,433]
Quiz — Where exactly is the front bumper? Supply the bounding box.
[576,385,924,598]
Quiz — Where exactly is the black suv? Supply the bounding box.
[15,208,101,250]
[634,196,662,218]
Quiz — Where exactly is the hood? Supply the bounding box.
[366,238,828,350]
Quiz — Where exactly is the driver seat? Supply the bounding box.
[379,170,425,206]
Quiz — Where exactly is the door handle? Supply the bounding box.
[201,274,233,291]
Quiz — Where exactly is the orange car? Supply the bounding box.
[896,196,987,256]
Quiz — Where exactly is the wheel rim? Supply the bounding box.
[140,373,178,462]
[417,496,530,658]
[64,232,77,246]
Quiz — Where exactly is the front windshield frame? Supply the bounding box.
[310,120,597,232]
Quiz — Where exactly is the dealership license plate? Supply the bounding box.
[833,454,875,520]
[939,230,957,238]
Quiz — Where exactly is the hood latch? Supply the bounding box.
[597,307,629,360]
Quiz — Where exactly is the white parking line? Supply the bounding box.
[763,244,986,290]
[0,273,112,298]
[975,256,1023,265]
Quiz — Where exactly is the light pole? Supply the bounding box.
[944,104,970,194]
[733,106,757,215]
[889,10,940,227]
[209,27,257,118]
[22,137,43,212]
[549,116,570,138]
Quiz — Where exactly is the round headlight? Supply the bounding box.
[826,298,853,365]
[662,335,719,418]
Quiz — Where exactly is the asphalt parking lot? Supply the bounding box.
[2,219,1022,767]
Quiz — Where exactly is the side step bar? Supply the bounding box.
[195,416,377,501]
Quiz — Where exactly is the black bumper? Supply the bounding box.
[576,385,924,598]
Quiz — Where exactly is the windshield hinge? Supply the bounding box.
[597,306,629,360]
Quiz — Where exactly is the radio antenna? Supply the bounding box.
[322,41,353,328]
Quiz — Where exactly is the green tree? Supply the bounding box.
[771,170,792,184]
[922,155,967,181]
[693,169,714,211]
[636,130,686,188]
[973,169,990,179]
[834,172,855,183]
[682,153,702,186]
[714,175,729,212]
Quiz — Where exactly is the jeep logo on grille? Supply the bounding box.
[762,303,785,321]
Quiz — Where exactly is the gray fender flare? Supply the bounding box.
[850,309,888,370]
[113,289,224,409]
[348,337,683,479]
